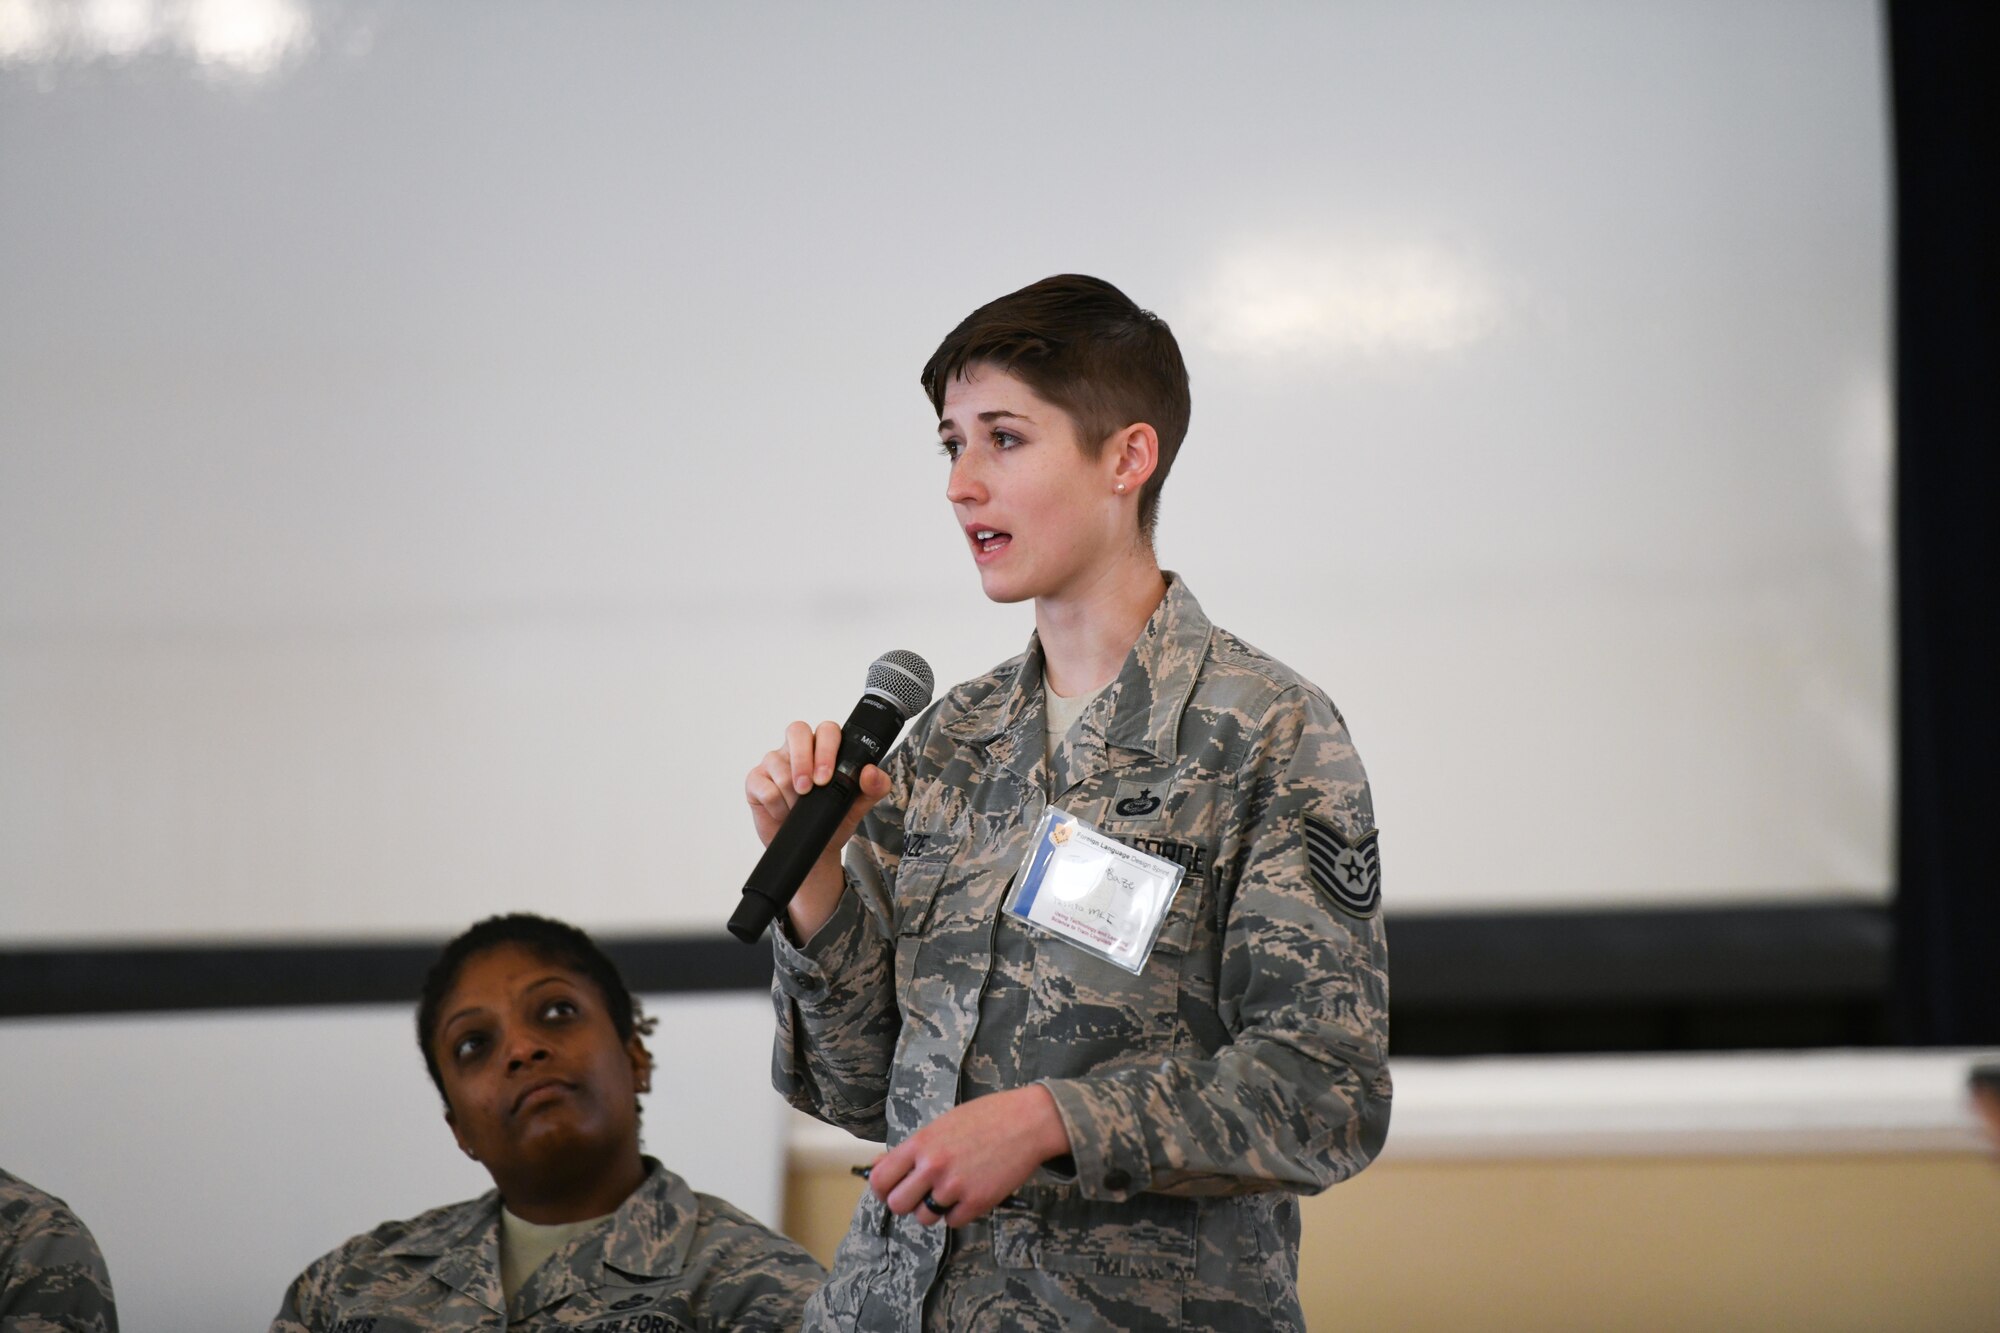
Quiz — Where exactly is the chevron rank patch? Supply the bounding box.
[1303,813,1381,918]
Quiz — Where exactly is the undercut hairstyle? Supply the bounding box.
[921,273,1191,539]
[416,912,656,1106]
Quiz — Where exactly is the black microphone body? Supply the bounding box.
[728,688,918,944]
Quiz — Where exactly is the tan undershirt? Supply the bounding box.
[1045,681,1106,759]
[499,1205,613,1306]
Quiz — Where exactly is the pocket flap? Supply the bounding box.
[893,855,952,937]
[1147,876,1203,957]
[991,1189,1198,1281]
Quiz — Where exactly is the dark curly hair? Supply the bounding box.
[415,913,657,1107]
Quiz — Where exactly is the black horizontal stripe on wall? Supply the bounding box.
[1386,903,1890,1006]
[0,904,1890,1055]
[0,934,775,1019]
[1384,903,1892,1055]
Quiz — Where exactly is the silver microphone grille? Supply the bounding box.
[865,650,935,720]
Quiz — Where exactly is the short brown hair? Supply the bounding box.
[921,274,1190,539]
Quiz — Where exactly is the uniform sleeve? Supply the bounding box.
[0,1208,120,1333]
[1037,685,1392,1200]
[267,1261,327,1333]
[684,1203,828,1333]
[768,735,918,1138]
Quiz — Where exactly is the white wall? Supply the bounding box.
[0,1,1892,943]
[0,4,1898,1324]
[0,992,787,1332]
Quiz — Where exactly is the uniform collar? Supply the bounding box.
[941,573,1212,771]
[385,1158,698,1316]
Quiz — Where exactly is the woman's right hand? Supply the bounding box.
[744,720,892,941]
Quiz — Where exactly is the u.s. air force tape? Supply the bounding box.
[1303,813,1381,918]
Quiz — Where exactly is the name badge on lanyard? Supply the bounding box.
[1002,807,1187,974]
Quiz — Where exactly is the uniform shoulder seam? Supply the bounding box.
[913,649,1028,734]
[1207,626,1342,717]
[326,1196,477,1262]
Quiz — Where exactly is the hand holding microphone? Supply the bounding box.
[731,651,934,944]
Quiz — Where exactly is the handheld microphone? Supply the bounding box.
[727,650,934,944]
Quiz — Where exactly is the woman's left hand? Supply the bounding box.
[866,1085,1072,1227]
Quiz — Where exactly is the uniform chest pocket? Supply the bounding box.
[1022,872,1207,1063]
[891,855,954,1011]
[892,855,954,936]
[1149,880,1201,957]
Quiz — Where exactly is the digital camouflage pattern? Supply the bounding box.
[772,576,1391,1331]
[0,1168,119,1332]
[270,1159,823,1332]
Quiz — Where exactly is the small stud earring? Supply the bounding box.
[1115,483,1126,493]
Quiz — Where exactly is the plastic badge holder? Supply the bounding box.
[1002,806,1187,975]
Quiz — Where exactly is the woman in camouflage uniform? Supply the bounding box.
[271,913,823,1331]
[0,1167,118,1331]
[746,275,1392,1331]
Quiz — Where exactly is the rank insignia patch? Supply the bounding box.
[1303,814,1381,918]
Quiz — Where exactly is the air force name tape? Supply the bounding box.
[1303,813,1381,918]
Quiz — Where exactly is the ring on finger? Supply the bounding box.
[923,1194,951,1217]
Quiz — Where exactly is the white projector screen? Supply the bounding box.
[0,0,1890,943]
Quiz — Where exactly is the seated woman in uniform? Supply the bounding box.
[272,912,824,1331]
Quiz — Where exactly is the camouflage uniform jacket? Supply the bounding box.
[772,576,1391,1331]
[270,1159,824,1332]
[0,1169,119,1332]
